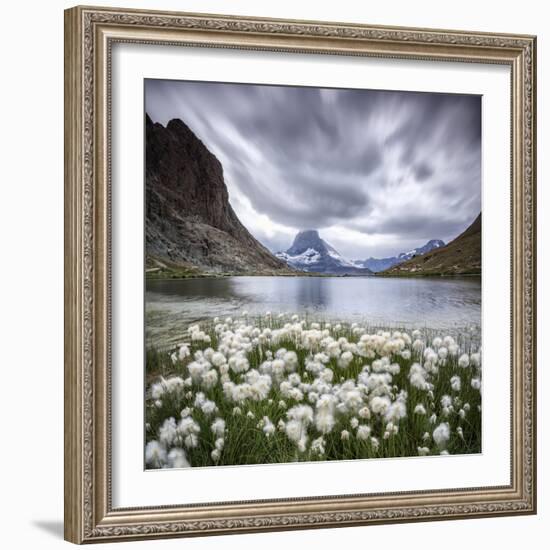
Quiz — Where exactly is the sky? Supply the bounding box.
[145,79,481,259]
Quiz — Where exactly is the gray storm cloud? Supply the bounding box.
[145,79,481,259]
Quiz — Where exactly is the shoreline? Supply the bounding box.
[145,271,482,282]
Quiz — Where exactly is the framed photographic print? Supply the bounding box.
[64,5,537,544]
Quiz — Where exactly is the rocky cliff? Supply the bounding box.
[146,114,288,274]
[383,214,481,276]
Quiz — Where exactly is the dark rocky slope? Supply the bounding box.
[146,114,288,274]
[383,214,481,276]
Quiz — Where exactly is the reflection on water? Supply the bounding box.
[296,277,330,308]
[146,276,481,348]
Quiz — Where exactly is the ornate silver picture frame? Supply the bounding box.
[64,5,536,543]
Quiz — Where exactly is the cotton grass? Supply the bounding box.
[145,314,481,468]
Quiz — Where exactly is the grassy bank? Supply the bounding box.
[145,265,481,280]
[145,268,373,281]
[377,271,481,278]
[145,266,208,280]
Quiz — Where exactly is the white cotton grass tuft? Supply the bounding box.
[458,354,470,368]
[432,422,451,449]
[285,420,307,452]
[311,436,326,456]
[470,352,482,368]
[167,448,191,468]
[159,417,177,447]
[370,395,391,415]
[263,420,276,437]
[443,335,455,347]
[384,399,407,423]
[211,418,225,437]
[178,344,191,360]
[412,339,424,353]
[448,343,459,356]
[200,399,217,416]
[314,394,337,434]
[337,350,354,369]
[450,375,462,392]
[441,395,452,408]
[202,369,218,389]
[408,363,429,390]
[184,434,199,449]
[145,440,167,468]
[151,381,165,400]
[211,449,221,462]
[287,405,314,424]
[357,425,371,441]
[358,406,371,420]
[177,416,200,450]
[211,351,226,367]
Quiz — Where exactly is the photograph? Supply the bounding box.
[143,79,483,469]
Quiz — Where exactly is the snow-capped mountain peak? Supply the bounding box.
[276,230,372,275]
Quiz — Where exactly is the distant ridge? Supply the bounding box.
[383,214,481,276]
[355,239,445,273]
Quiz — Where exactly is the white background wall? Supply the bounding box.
[0,0,546,548]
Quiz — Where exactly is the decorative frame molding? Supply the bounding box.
[64,5,536,544]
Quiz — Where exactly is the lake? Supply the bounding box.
[145,276,481,349]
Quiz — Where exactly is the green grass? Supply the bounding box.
[378,271,482,278]
[145,266,213,280]
[145,267,378,281]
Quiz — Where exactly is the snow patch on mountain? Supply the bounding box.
[277,248,321,267]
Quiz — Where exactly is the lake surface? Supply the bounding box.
[146,276,481,349]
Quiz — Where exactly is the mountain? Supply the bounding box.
[356,239,445,273]
[145,114,289,275]
[276,230,372,275]
[383,214,481,276]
